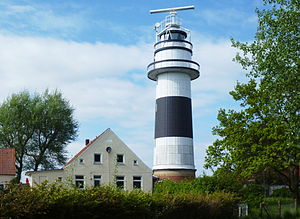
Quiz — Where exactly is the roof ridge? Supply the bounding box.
[64,128,110,167]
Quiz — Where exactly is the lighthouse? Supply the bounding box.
[148,6,200,181]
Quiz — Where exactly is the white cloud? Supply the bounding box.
[193,34,244,88]
[0,33,245,173]
[191,33,246,114]
[0,34,151,90]
[0,2,88,39]
[6,5,35,14]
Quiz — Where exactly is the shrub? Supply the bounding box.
[240,184,266,207]
[0,183,239,219]
[153,175,243,195]
[271,187,292,198]
[153,192,239,219]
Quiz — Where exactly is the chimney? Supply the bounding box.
[85,139,90,145]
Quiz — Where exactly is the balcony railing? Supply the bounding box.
[147,59,200,80]
[154,40,193,51]
[147,59,199,72]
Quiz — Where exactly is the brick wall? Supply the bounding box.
[0,148,16,175]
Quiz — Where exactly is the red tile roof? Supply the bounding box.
[0,148,16,175]
[64,128,110,167]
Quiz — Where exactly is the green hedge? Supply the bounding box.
[0,183,238,219]
[153,177,270,207]
[153,177,243,195]
[271,187,292,198]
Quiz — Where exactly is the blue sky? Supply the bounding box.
[0,0,263,176]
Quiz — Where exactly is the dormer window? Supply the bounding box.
[94,153,102,164]
[117,154,124,164]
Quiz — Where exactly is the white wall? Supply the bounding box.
[26,169,64,187]
[0,175,15,185]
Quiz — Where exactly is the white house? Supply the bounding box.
[26,128,153,192]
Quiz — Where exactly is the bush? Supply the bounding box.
[153,179,201,194]
[271,187,292,198]
[240,184,266,207]
[153,175,243,195]
[0,183,239,219]
[153,192,239,219]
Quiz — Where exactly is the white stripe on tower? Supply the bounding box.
[156,73,191,99]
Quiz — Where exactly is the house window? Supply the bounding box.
[94,175,101,187]
[133,176,142,189]
[79,158,84,164]
[57,177,63,182]
[133,160,138,166]
[75,175,84,189]
[117,154,124,164]
[94,153,102,164]
[116,176,125,189]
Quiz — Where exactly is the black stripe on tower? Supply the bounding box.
[155,96,193,138]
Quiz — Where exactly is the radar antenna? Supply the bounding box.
[150,5,195,14]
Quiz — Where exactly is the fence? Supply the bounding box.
[238,199,298,218]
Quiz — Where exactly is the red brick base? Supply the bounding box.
[153,169,195,182]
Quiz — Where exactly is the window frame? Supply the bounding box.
[116,176,125,189]
[116,154,125,164]
[133,176,142,190]
[79,158,84,164]
[94,153,102,164]
[75,175,84,189]
[94,175,101,187]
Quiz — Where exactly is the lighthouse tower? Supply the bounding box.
[148,6,200,181]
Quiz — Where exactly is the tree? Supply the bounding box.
[0,92,38,182]
[0,90,78,182]
[205,0,300,206]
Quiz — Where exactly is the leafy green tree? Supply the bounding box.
[205,0,300,206]
[0,90,78,182]
[0,92,38,182]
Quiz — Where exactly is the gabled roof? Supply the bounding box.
[64,128,110,167]
[0,148,16,175]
